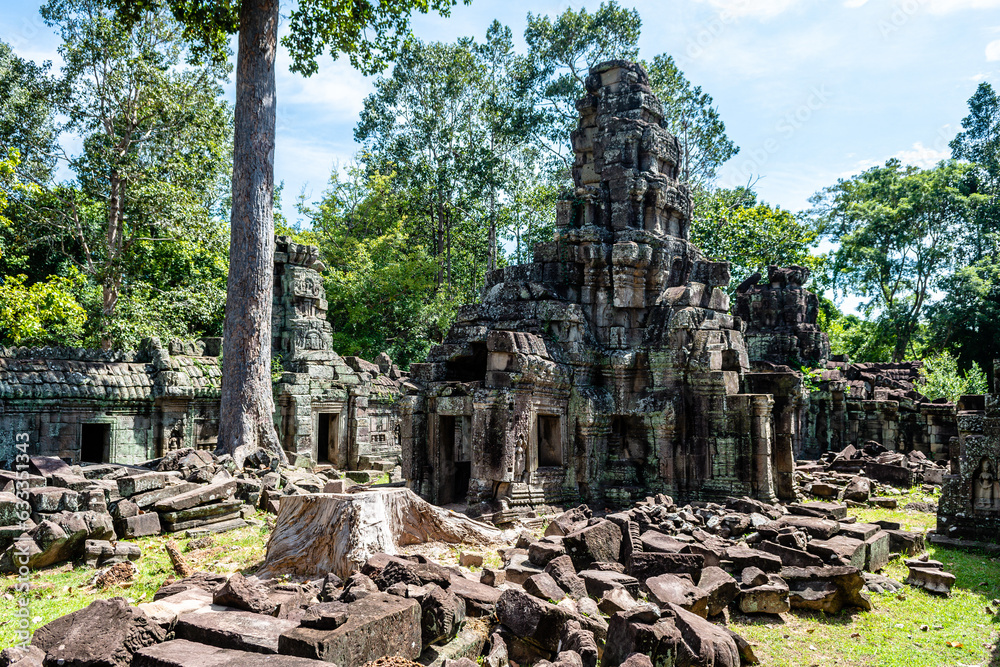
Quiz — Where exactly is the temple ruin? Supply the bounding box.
[401,60,786,509]
[0,236,405,471]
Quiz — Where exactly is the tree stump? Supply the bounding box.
[257,488,503,579]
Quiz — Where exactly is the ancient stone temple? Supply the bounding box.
[0,236,405,471]
[402,60,783,509]
[736,265,833,500]
[936,376,1000,547]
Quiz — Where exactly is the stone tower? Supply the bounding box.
[403,61,784,509]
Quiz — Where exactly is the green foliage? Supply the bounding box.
[0,0,233,348]
[812,159,986,362]
[692,187,823,288]
[926,258,1000,375]
[950,82,1000,189]
[0,272,88,345]
[300,167,440,367]
[918,351,987,403]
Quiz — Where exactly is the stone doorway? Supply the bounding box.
[80,423,110,463]
[537,415,562,467]
[317,413,341,466]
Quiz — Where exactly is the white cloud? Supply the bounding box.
[987,39,1000,61]
[843,142,950,178]
[697,0,801,20]
[893,142,950,167]
[843,0,869,7]
[277,50,373,118]
[923,0,1000,13]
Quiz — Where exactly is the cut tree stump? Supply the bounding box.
[257,488,503,579]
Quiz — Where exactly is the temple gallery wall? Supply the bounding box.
[0,61,971,514]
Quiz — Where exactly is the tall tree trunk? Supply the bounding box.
[100,171,124,349]
[217,0,284,467]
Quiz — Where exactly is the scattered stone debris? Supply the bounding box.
[905,554,956,595]
[0,447,366,573]
[94,561,138,589]
[166,540,195,577]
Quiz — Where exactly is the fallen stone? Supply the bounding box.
[639,530,687,553]
[842,476,871,503]
[738,575,789,614]
[525,572,568,602]
[0,492,30,526]
[213,573,276,614]
[781,566,872,613]
[597,586,638,615]
[864,531,891,572]
[131,483,201,509]
[175,610,298,654]
[578,569,640,597]
[31,597,166,667]
[885,529,925,556]
[153,480,236,512]
[646,573,709,618]
[117,473,168,498]
[116,512,162,539]
[420,583,466,647]
[544,555,588,599]
[725,546,782,573]
[807,536,866,569]
[602,603,741,667]
[626,552,703,581]
[278,592,421,666]
[29,456,71,477]
[906,565,955,595]
[138,587,215,627]
[757,541,824,568]
[696,566,738,617]
[528,539,567,566]
[132,639,331,667]
[480,567,505,587]
[563,520,622,569]
[777,515,840,540]
[0,646,44,667]
[560,620,599,667]
[443,574,501,617]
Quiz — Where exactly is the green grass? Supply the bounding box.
[730,496,1000,667]
[0,512,272,647]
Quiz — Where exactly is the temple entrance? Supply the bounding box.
[537,415,562,467]
[317,413,340,466]
[437,415,471,504]
[80,423,110,463]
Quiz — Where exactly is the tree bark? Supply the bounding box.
[258,488,503,579]
[216,0,284,467]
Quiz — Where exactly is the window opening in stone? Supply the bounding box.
[81,423,110,463]
[537,415,562,467]
[444,342,488,382]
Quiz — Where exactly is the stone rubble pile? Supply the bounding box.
[0,450,359,573]
[795,441,946,508]
[14,485,958,667]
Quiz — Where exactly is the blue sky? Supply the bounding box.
[3,0,999,223]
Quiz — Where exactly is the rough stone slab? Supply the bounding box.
[278,592,421,667]
[0,492,30,526]
[563,520,621,569]
[176,610,299,654]
[757,541,824,568]
[31,597,166,667]
[638,530,687,553]
[133,639,332,667]
[138,587,214,627]
[29,456,71,477]
[132,483,202,509]
[776,516,840,540]
[836,522,881,541]
[26,487,78,513]
[160,500,243,524]
[504,553,545,585]
[807,536,866,569]
[117,473,168,498]
[184,518,248,538]
[579,570,639,597]
[864,531,890,572]
[626,552,703,581]
[165,511,242,533]
[154,480,236,512]
[447,573,501,616]
[646,573,709,617]
[116,512,162,539]
[788,502,847,520]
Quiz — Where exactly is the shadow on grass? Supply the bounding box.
[726,605,866,629]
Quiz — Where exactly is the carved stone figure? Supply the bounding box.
[974,457,995,510]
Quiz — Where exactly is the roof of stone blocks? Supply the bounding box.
[0,355,156,400]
